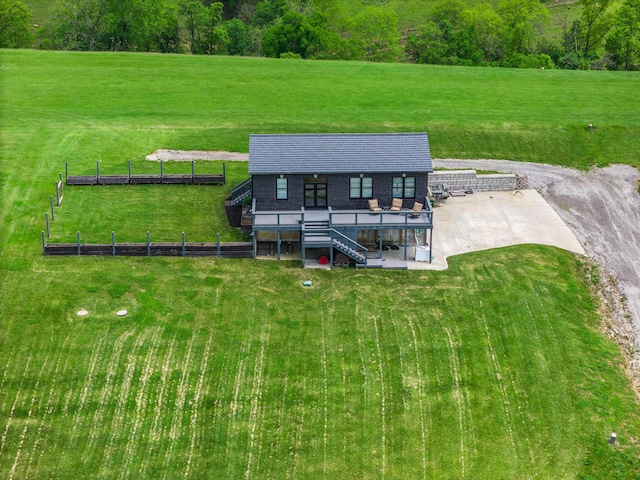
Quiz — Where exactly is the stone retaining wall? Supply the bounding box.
[429,170,517,192]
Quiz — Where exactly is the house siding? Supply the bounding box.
[253,172,429,211]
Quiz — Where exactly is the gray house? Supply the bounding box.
[232,132,434,268]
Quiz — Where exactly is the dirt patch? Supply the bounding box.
[436,159,640,379]
[146,150,249,162]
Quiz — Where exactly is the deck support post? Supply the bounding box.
[329,243,333,268]
[252,233,257,259]
[147,231,151,256]
[50,195,55,221]
[112,231,116,256]
[429,228,433,263]
[379,232,383,260]
[277,231,281,260]
[217,233,221,258]
[404,229,408,261]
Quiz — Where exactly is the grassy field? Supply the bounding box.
[48,162,249,243]
[1,249,640,478]
[1,49,640,477]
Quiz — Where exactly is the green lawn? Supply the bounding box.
[1,248,639,478]
[1,49,640,478]
[48,161,248,243]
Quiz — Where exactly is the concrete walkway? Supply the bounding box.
[408,189,585,270]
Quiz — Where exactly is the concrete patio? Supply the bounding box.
[408,189,585,270]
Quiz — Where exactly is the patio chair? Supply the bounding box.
[411,202,424,217]
[368,199,383,212]
[390,198,403,211]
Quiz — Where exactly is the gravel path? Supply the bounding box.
[436,159,640,372]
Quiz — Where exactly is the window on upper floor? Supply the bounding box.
[392,176,416,198]
[350,177,373,199]
[276,177,288,200]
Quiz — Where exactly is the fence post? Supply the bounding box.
[97,160,100,182]
[65,161,68,182]
[181,232,186,257]
[77,231,81,256]
[217,233,221,258]
[45,213,50,238]
[57,175,64,205]
[112,231,116,256]
[128,159,132,180]
[42,231,46,256]
[191,160,195,181]
[50,195,55,221]
[160,161,163,182]
[147,231,151,257]
[222,162,226,183]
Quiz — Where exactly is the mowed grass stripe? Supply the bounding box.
[0,249,639,477]
[122,326,163,478]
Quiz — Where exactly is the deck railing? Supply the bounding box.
[251,197,433,230]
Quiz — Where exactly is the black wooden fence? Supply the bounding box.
[43,239,253,258]
[65,160,225,186]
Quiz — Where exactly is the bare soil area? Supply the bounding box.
[146,150,249,161]
[148,150,640,375]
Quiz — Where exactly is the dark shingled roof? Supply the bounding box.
[248,133,432,175]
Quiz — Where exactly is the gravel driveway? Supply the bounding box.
[437,159,640,373]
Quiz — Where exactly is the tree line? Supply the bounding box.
[1,0,639,69]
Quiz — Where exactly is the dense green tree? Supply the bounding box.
[462,3,503,62]
[180,0,206,49]
[192,2,228,53]
[606,0,640,69]
[406,3,492,65]
[0,0,33,47]
[103,0,147,50]
[579,0,613,57]
[405,21,448,64]
[348,6,400,62]
[252,0,287,26]
[53,0,107,50]
[180,1,228,54]
[262,10,325,58]
[146,2,180,52]
[223,17,250,54]
[498,0,550,56]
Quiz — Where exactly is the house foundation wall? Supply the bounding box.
[429,170,517,192]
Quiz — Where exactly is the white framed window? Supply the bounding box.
[392,176,415,198]
[276,177,288,200]
[350,177,373,199]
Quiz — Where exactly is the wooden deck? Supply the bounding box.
[252,206,433,231]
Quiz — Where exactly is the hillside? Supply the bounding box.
[1,49,640,478]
